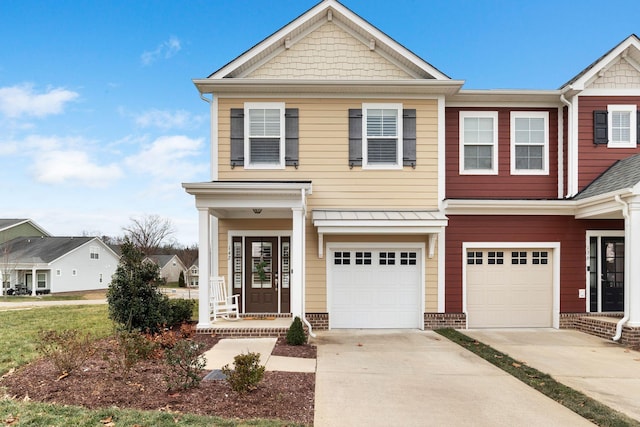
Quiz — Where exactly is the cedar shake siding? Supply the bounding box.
[578,96,640,192]
[445,215,622,313]
[446,107,559,199]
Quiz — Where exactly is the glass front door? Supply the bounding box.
[602,237,624,312]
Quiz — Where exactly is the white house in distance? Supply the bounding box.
[0,236,119,295]
[144,254,187,284]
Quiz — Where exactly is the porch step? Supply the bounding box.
[197,315,293,338]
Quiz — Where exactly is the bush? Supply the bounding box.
[221,352,265,394]
[286,316,307,346]
[107,329,158,378]
[106,240,170,333]
[166,298,195,328]
[37,329,95,376]
[178,271,186,288]
[164,339,206,391]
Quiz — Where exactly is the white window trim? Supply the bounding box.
[510,111,549,175]
[244,102,286,169]
[607,104,637,148]
[362,103,403,170]
[459,111,498,175]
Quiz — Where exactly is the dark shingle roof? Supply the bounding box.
[0,219,29,230]
[0,236,93,263]
[574,154,640,200]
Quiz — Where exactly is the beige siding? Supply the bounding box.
[589,58,640,89]
[247,22,413,80]
[217,97,441,313]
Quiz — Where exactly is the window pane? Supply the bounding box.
[611,111,631,143]
[250,138,280,163]
[464,145,492,169]
[516,145,543,170]
[367,109,397,137]
[367,138,397,164]
[249,109,280,137]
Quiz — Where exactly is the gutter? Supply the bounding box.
[613,195,630,341]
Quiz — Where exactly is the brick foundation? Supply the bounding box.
[560,312,640,348]
[423,313,466,329]
[197,327,290,338]
[306,312,329,330]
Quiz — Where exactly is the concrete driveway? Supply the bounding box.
[313,330,594,426]
[464,329,640,422]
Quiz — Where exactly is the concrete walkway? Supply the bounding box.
[464,328,640,422]
[313,330,594,427]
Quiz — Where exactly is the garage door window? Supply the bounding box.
[532,251,548,265]
[400,252,417,265]
[355,252,372,265]
[334,252,351,265]
[511,251,527,264]
[380,252,396,265]
[487,251,504,265]
[467,251,483,264]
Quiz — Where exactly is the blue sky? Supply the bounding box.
[1,0,639,245]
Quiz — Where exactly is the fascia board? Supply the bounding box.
[444,199,576,216]
[447,89,562,105]
[315,225,446,235]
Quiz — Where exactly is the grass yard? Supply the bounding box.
[0,399,303,427]
[0,305,113,375]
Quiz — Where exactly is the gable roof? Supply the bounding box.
[194,0,464,96]
[0,218,50,236]
[146,254,185,269]
[560,34,640,91]
[1,236,95,264]
[574,153,640,200]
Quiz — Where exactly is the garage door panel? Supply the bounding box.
[330,248,421,329]
[467,248,552,328]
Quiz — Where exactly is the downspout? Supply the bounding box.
[300,188,316,338]
[560,94,572,198]
[613,194,630,341]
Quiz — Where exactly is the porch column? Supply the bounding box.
[290,207,305,318]
[197,208,212,329]
[31,266,36,296]
[626,196,640,326]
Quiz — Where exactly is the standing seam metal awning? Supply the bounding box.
[312,209,448,258]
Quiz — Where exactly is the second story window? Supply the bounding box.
[510,111,549,175]
[608,105,637,148]
[459,111,498,175]
[90,246,99,259]
[363,103,403,169]
[245,102,285,168]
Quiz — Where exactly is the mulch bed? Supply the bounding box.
[1,333,316,425]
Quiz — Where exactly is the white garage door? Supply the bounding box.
[466,249,553,328]
[329,247,422,328]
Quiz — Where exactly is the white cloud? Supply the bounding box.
[31,149,123,187]
[141,36,181,65]
[125,135,207,181]
[133,109,204,130]
[0,84,79,118]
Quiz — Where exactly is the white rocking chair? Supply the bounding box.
[210,276,240,321]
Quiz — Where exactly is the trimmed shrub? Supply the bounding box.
[178,271,186,288]
[37,329,94,376]
[221,352,265,394]
[286,316,307,346]
[166,298,195,328]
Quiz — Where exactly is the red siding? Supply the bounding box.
[577,96,640,191]
[445,215,623,314]
[446,107,559,199]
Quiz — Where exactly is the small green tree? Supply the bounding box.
[107,240,170,333]
[286,316,307,345]
[178,271,186,288]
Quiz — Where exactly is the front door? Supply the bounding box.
[245,237,279,313]
[602,237,624,312]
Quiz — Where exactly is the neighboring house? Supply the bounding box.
[0,236,119,295]
[183,0,640,343]
[145,254,187,283]
[0,219,50,245]
[188,258,199,287]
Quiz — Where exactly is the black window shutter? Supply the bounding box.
[593,110,608,145]
[285,108,299,167]
[403,109,417,167]
[349,109,363,168]
[230,108,244,166]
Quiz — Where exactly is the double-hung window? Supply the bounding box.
[510,111,549,175]
[363,103,403,169]
[607,105,637,148]
[459,111,498,174]
[244,102,285,168]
